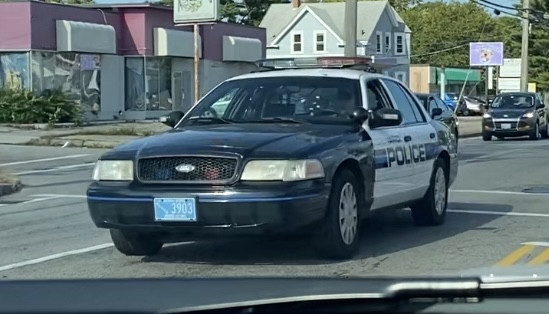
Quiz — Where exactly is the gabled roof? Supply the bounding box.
[259,0,411,47]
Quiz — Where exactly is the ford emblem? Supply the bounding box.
[175,164,195,173]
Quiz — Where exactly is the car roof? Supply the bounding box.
[226,68,384,81]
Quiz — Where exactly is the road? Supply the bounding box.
[1,138,549,279]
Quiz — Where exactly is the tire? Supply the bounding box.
[462,109,470,116]
[542,123,549,139]
[482,132,492,141]
[110,229,163,256]
[453,129,459,152]
[314,169,361,260]
[529,122,540,140]
[410,158,448,226]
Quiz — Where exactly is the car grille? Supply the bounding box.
[494,122,517,129]
[137,156,238,183]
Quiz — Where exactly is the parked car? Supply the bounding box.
[443,92,459,110]
[482,92,549,141]
[456,96,484,116]
[415,93,459,150]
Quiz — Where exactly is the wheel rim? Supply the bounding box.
[433,167,446,215]
[339,182,358,245]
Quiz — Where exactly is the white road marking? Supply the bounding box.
[450,189,549,196]
[0,154,90,167]
[14,163,95,175]
[19,197,59,205]
[448,208,549,218]
[522,242,549,247]
[0,243,113,272]
[31,194,87,199]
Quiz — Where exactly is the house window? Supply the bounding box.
[385,33,391,52]
[375,31,382,54]
[395,33,405,55]
[395,71,407,85]
[314,31,326,53]
[291,31,303,53]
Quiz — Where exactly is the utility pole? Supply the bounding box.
[344,0,357,57]
[520,0,529,92]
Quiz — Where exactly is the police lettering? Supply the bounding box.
[386,143,426,167]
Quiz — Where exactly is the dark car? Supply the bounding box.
[415,93,459,148]
[87,59,458,260]
[482,92,548,141]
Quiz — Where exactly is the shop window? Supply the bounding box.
[0,53,30,90]
[125,57,145,111]
[145,57,172,111]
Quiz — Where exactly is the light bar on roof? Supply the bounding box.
[255,57,375,70]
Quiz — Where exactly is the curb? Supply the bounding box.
[0,180,22,197]
[459,132,481,139]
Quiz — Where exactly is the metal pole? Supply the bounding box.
[344,0,357,57]
[485,66,489,106]
[440,66,446,99]
[520,0,529,92]
[194,23,200,104]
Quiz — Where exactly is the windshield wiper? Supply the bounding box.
[187,116,235,124]
[249,117,309,124]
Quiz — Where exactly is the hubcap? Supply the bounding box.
[339,182,358,245]
[433,168,446,215]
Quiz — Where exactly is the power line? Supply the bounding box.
[410,43,469,58]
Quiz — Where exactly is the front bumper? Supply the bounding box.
[87,180,330,237]
[482,117,536,137]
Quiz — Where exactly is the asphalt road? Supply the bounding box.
[1,137,549,280]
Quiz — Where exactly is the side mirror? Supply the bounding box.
[350,107,369,124]
[431,107,443,118]
[369,108,403,129]
[536,102,545,109]
[160,110,185,128]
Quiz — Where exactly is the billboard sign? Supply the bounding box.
[469,42,504,67]
[174,0,219,24]
[499,58,521,77]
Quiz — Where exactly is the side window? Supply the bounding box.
[382,79,422,124]
[366,79,392,111]
[435,97,449,112]
[428,97,438,111]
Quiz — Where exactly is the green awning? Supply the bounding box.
[436,67,481,83]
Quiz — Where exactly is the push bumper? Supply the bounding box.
[87,181,330,237]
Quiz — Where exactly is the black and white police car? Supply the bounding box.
[87,57,458,260]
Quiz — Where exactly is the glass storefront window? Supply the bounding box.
[125,57,145,111]
[146,57,173,111]
[31,51,101,113]
[0,53,30,90]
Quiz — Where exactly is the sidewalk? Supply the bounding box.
[0,117,483,149]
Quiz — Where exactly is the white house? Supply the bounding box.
[259,0,412,85]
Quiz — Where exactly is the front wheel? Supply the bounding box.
[410,158,448,226]
[110,229,163,256]
[482,132,492,141]
[313,169,361,260]
[529,122,540,140]
[542,123,549,139]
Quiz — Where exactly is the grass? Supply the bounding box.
[77,127,161,137]
[0,171,17,185]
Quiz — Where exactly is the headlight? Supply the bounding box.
[241,159,325,181]
[483,113,491,118]
[522,112,535,118]
[92,160,134,181]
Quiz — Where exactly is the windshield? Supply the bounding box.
[491,94,535,109]
[179,77,362,126]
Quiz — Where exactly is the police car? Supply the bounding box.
[87,57,458,260]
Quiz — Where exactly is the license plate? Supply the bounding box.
[154,198,197,222]
[501,123,511,129]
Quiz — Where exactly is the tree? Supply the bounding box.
[400,1,499,67]
[303,0,422,13]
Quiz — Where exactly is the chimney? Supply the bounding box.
[292,0,301,8]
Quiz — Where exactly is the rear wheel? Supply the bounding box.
[410,158,448,226]
[314,169,361,260]
[110,229,163,256]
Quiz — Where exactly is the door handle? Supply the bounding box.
[430,133,436,139]
[404,135,412,142]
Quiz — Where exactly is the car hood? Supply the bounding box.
[489,108,534,118]
[101,123,351,160]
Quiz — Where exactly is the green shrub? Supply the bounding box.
[0,89,83,125]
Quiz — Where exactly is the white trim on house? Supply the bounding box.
[395,71,407,84]
[290,30,304,54]
[375,31,383,54]
[394,32,406,55]
[269,6,344,48]
[384,32,392,54]
[385,5,400,28]
[313,30,327,53]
